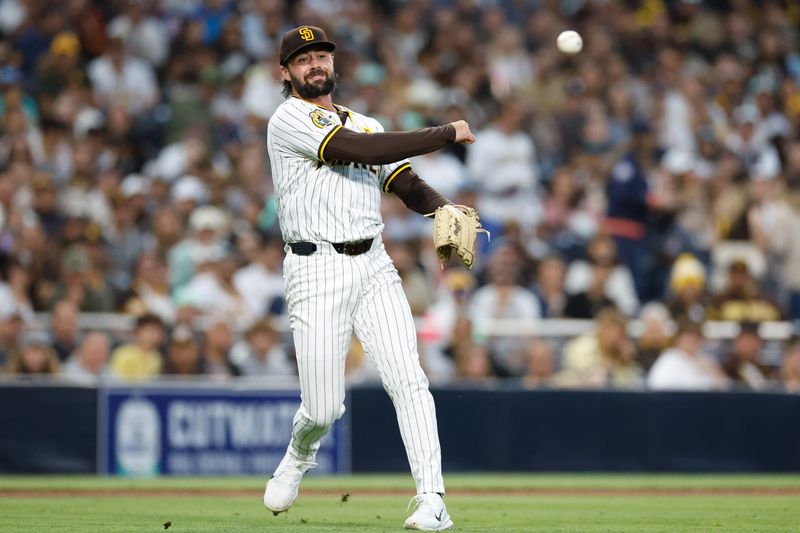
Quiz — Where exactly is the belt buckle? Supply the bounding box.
[343,241,360,255]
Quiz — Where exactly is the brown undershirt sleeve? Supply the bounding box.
[321,124,456,165]
[386,167,451,216]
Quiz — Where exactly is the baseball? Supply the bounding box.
[557,30,583,55]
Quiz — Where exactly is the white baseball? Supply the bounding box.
[557,30,583,55]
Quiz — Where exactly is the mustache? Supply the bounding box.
[305,69,329,80]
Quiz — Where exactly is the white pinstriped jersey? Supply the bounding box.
[267,96,410,243]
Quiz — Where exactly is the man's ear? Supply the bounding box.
[280,65,290,82]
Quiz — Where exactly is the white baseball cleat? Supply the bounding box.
[263,452,317,515]
[404,492,454,531]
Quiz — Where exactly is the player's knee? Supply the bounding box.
[305,405,343,430]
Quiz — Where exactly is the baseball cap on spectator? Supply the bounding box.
[121,174,150,198]
[172,175,207,204]
[50,32,80,57]
[752,148,781,181]
[188,205,228,234]
[733,103,760,125]
[73,109,105,139]
[278,25,336,66]
[107,23,130,43]
[20,329,52,349]
[170,324,195,345]
[406,79,442,108]
[662,148,697,175]
[670,253,706,292]
[0,298,23,322]
[191,242,227,264]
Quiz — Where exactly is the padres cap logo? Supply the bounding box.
[299,27,315,41]
[279,25,336,66]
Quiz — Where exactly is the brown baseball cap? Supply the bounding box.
[279,25,336,66]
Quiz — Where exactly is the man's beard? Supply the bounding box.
[291,69,335,99]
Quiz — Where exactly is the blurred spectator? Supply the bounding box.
[782,336,800,393]
[749,189,800,320]
[531,255,567,318]
[409,149,468,201]
[233,319,293,377]
[168,204,228,289]
[563,256,617,320]
[437,315,480,380]
[635,303,672,372]
[706,259,782,322]
[163,324,204,376]
[6,329,60,376]
[564,235,638,317]
[419,270,475,381]
[386,239,434,317]
[454,344,492,381]
[0,299,23,367]
[61,331,111,384]
[200,316,235,378]
[666,253,710,323]
[119,252,175,324]
[232,235,285,319]
[469,247,540,377]
[521,338,556,388]
[721,322,772,390]
[87,26,159,114]
[106,0,169,67]
[604,120,666,301]
[538,167,597,256]
[108,313,165,381]
[180,251,254,330]
[648,319,728,391]
[344,335,380,385]
[466,98,540,234]
[557,307,642,389]
[1,257,34,320]
[49,244,114,312]
[50,299,80,362]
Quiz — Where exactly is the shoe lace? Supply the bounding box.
[406,494,426,513]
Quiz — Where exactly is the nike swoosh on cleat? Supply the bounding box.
[435,510,444,522]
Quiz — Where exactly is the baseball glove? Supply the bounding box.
[427,204,489,269]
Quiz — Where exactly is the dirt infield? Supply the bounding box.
[3,486,800,498]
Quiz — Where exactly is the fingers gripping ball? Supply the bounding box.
[429,204,490,269]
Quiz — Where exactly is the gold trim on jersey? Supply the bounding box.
[318,125,342,165]
[383,163,411,193]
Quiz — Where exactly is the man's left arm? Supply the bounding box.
[385,166,450,215]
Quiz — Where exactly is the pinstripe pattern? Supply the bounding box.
[267,98,444,495]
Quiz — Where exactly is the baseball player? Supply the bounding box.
[262,25,477,531]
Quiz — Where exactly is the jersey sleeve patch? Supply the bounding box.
[309,109,334,128]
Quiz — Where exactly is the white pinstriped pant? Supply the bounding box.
[282,238,444,494]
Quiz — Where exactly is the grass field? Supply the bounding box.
[2,474,800,532]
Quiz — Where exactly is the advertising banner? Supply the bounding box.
[98,386,349,476]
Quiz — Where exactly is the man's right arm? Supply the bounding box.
[321,121,474,165]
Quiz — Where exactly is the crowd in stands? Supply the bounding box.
[1,0,800,392]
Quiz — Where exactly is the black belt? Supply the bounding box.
[289,238,374,256]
